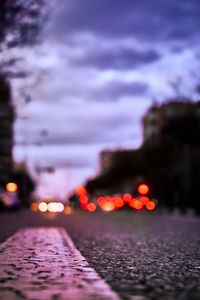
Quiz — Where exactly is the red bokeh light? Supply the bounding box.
[129,198,137,208]
[123,193,132,202]
[146,201,156,211]
[113,197,124,208]
[80,203,87,210]
[138,184,149,195]
[75,185,87,196]
[140,196,150,205]
[129,199,143,210]
[97,197,106,207]
[134,200,143,210]
[87,202,96,212]
[79,195,88,204]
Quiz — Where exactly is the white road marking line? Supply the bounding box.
[0,228,120,300]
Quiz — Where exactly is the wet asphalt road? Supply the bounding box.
[0,209,200,300]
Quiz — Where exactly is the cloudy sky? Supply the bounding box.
[12,0,200,199]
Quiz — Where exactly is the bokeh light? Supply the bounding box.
[101,201,115,212]
[87,202,96,212]
[39,202,48,212]
[30,202,38,212]
[79,195,88,204]
[134,200,143,209]
[129,199,143,210]
[48,202,64,212]
[6,182,18,193]
[75,185,87,196]
[80,203,87,210]
[146,201,156,210]
[123,193,132,202]
[63,206,73,215]
[113,197,124,208]
[140,196,150,205]
[138,184,149,195]
[129,198,137,209]
[97,197,106,207]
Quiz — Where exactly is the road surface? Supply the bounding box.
[0,209,200,299]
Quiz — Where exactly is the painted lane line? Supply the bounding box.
[0,228,120,300]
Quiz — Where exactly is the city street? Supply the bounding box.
[1,1,200,299]
[0,209,200,299]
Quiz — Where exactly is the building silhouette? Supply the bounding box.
[143,100,195,145]
[0,76,14,185]
[86,100,200,213]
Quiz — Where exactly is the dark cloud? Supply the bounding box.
[75,48,160,70]
[54,0,200,42]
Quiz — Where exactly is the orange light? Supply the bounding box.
[6,182,18,193]
[101,201,115,212]
[138,184,149,195]
[79,195,88,204]
[146,201,156,211]
[113,197,124,208]
[63,206,73,215]
[87,202,96,212]
[75,185,87,196]
[123,193,132,202]
[30,203,38,212]
[140,196,150,205]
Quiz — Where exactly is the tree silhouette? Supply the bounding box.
[0,0,46,49]
[0,0,47,76]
